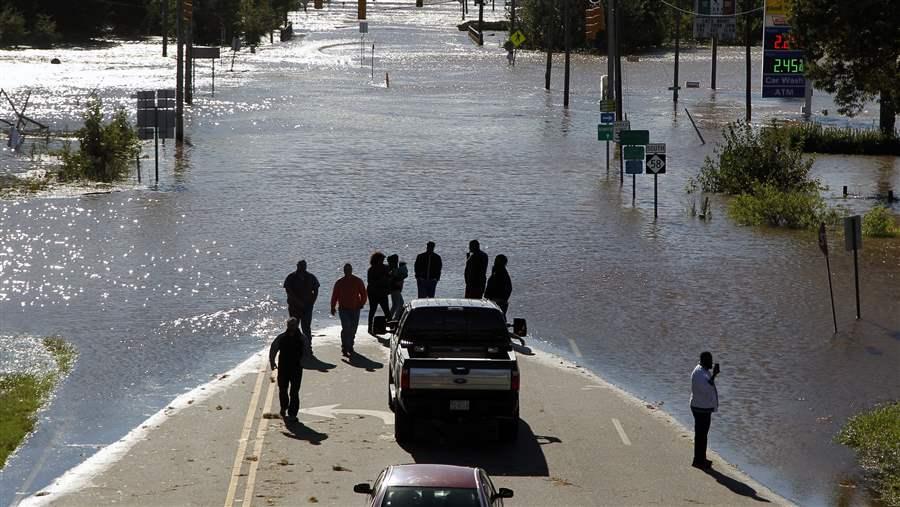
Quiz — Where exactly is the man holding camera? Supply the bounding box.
[690,351,719,470]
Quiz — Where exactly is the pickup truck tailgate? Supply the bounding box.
[408,362,512,390]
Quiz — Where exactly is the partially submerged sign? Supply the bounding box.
[191,47,221,59]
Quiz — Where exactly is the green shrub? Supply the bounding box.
[0,5,28,47]
[728,182,838,229]
[57,96,140,183]
[697,122,816,195]
[837,402,900,506]
[862,206,900,238]
[782,123,900,155]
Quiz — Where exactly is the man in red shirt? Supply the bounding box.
[331,263,368,356]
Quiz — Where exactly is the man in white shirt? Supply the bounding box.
[690,351,719,469]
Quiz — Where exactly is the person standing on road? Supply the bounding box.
[484,254,512,316]
[283,260,319,353]
[367,252,391,335]
[690,351,720,470]
[387,254,408,319]
[269,318,305,422]
[414,241,442,298]
[464,240,489,299]
[331,263,367,356]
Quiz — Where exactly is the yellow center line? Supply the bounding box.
[242,373,278,507]
[224,361,267,507]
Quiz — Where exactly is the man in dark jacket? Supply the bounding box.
[464,240,489,299]
[414,241,442,298]
[269,318,305,421]
[484,254,512,315]
[283,260,319,353]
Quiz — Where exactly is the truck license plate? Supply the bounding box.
[449,400,469,411]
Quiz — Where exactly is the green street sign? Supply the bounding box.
[510,30,526,47]
[624,146,645,160]
[598,124,614,141]
[620,130,649,146]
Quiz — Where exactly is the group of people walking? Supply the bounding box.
[269,241,513,421]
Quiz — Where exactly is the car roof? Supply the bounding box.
[385,464,479,488]
[408,298,500,311]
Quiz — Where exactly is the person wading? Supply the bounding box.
[283,260,319,354]
[387,254,408,319]
[331,263,367,356]
[367,252,391,336]
[414,241,442,298]
[269,318,305,422]
[464,239,489,299]
[690,351,720,469]
[484,254,512,316]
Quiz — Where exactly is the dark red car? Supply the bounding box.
[353,464,514,506]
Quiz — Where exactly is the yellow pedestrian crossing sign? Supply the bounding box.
[510,30,526,48]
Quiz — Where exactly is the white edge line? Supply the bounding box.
[612,418,632,446]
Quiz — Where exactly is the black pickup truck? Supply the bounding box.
[374,298,527,444]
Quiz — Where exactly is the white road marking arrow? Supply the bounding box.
[300,404,394,425]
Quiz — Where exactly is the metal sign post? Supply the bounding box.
[598,111,615,174]
[818,223,838,333]
[844,215,863,320]
[645,143,666,218]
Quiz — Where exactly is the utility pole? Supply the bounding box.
[711,34,718,89]
[162,0,168,57]
[563,0,570,108]
[672,1,679,103]
[186,12,193,106]
[544,18,553,90]
[606,0,615,101]
[176,0,184,142]
[745,0,751,122]
[614,0,623,120]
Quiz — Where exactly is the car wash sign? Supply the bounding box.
[761,0,806,98]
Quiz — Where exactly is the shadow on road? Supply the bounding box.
[303,354,337,372]
[703,467,771,503]
[282,419,329,445]
[399,419,554,477]
[342,351,384,372]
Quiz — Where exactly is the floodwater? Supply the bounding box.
[1,2,899,506]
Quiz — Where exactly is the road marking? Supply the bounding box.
[242,375,277,507]
[224,364,267,507]
[567,338,583,358]
[300,404,395,425]
[612,418,632,446]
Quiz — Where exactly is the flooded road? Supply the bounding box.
[1,2,899,505]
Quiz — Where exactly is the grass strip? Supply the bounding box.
[782,123,900,155]
[0,336,77,469]
[837,402,900,506]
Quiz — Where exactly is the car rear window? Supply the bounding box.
[401,307,507,341]
[381,486,480,507]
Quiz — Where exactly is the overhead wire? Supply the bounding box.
[658,0,764,18]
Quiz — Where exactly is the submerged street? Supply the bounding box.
[1,1,899,505]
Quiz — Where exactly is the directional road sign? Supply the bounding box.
[620,130,649,146]
[625,160,643,174]
[599,100,616,113]
[623,146,645,160]
[510,30,526,47]
[598,124,614,141]
[645,154,666,174]
[600,112,615,124]
[646,143,666,154]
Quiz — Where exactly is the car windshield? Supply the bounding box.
[380,486,480,507]
[401,307,508,341]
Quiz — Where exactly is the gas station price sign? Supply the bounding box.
[761,7,807,98]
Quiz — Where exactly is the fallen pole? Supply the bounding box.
[684,107,705,145]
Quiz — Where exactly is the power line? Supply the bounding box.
[658,0,764,18]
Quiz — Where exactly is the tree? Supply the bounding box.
[0,5,28,46]
[791,0,900,136]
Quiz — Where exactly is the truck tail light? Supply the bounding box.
[511,369,520,391]
[401,368,410,390]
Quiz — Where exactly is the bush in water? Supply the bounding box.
[862,206,900,238]
[727,182,839,229]
[836,402,900,507]
[57,95,140,183]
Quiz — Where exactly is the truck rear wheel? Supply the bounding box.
[394,407,414,443]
